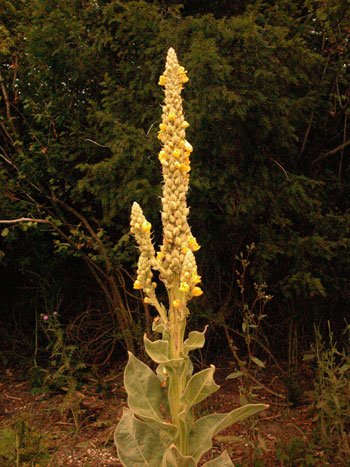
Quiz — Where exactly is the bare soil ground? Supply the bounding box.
[0,361,339,466]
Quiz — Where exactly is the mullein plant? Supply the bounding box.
[114,48,268,466]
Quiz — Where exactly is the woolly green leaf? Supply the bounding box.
[161,444,197,467]
[115,408,171,467]
[251,357,265,368]
[226,371,244,379]
[152,315,170,339]
[164,357,187,371]
[144,334,169,363]
[202,450,234,466]
[188,404,268,461]
[183,326,208,356]
[124,352,163,422]
[180,366,219,415]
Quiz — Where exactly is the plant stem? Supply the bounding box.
[167,275,189,454]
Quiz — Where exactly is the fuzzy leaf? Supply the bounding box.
[183,326,208,356]
[202,450,234,466]
[180,366,219,415]
[152,314,169,339]
[251,357,265,368]
[115,408,171,466]
[124,352,163,422]
[226,371,244,379]
[157,358,192,382]
[144,334,169,363]
[188,403,268,461]
[161,444,197,467]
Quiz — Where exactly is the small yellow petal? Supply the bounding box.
[188,235,201,251]
[168,112,175,121]
[180,74,189,83]
[133,280,142,290]
[156,251,164,261]
[179,282,190,293]
[192,286,203,297]
[173,299,180,308]
[159,123,166,131]
[192,273,202,284]
[184,141,193,152]
[173,148,180,158]
[179,163,190,173]
[158,75,167,86]
[142,221,151,232]
[182,121,190,128]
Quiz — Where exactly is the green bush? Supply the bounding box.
[1,0,349,357]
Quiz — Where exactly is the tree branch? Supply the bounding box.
[0,217,50,224]
[312,139,350,164]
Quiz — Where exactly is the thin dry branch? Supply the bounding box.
[312,139,350,164]
[0,217,50,224]
[51,197,113,274]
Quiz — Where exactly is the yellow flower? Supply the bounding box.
[172,299,180,308]
[158,75,167,86]
[180,74,189,83]
[142,221,151,232]
[179,282,190,293]
[179,163,190,173]
[168,112,175,121]
[192,273,201,284]
[192,286,203,297]
[182,121,190,128]
[188,235,201,251]
[159,123,166,131]
[173,148,180,158]
[156,251,164,261]
[184,141,193,152]
[133,280,142,290]
[159,152,168,166]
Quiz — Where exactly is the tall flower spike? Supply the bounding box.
[130,202,156,299]
[158,48,198,286]
[116,49,268,467]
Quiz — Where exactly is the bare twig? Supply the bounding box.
[0,217,49,224]
[312,139,350,164]
[84,138,109,148]
[301,110,314,152]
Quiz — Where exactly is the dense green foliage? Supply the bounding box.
[1,0,349,362]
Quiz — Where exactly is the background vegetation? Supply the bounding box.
[1,0,349,366]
